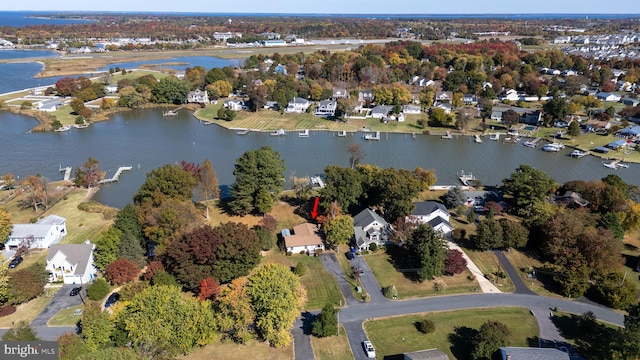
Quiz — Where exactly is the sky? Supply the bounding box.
[3,0,640,14]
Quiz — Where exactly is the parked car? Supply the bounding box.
[8,256,23,269]
[363,340,376,358]
[345,251,355,260]
[69,287,81,296]
[352,266,364,275]
[105,292,120,308]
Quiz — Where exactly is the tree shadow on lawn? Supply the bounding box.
[385,245,419,282]
[448,326,478,360]
[622,253,639,271]
[551,313,620,358]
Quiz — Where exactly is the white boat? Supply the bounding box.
[73,124,89,129]
[364,131,380,140]
[569,150,589,158]
[54,125,71,132]
[236,129,250,135]
[337,130,347,137]
[604,160,629,169]
[489,133,500,141]
[541,143,564,152]
[298,129,309,137]
[523,138,541,148]
[474,135,482,143]
[270,129,286,136]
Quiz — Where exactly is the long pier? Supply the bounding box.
[59,165,72,181]
[99,166,133,184]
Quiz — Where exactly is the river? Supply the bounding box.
[1,109,638,209]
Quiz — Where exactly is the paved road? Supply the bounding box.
[31,285,84,327]
[494,250,536,295]
[0,326,76,341]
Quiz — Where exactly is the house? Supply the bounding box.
[553,191,589,208]
[224,99,249,111]
[622,98,640,107]
[617,80,633,92]
[403,105,421,114]
[435,91,453,103]
[36,98,63,112]
[560,69,577,77]
[520,110,542,126]
[404,348,450,360]
[371,105,393,119]
[46,241,97,285]
[584,119,611,132]
[606,139,628,150]
[332,89,349,100]
[283,223,325,254]
[406,201,453,236]
[463,94,478,105]
[499,347,569,360]
[358,90,374,103]
[264,101,278,110]
[618,125,640,138]
[500,88,519,102]
[315,99,337,116]
[105,84,118,93]
[285,97,311,113]
[596,92,621,102]
[5,215,67,250]
[353,208,391,251]
[187,89,210,104]
[433,102,452,114]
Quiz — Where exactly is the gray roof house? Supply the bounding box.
[618,125,640,138]
[404,348,450,360]
[499,347,569,360]
[406,201,453,236]
[187,89,210,104]
[353,208,391,250]
[285,97,311,113]
[6,215,67,250]
[46,241,97,285]
[371,105,393,119]
[37,98,63,112]
[316,99,337,116]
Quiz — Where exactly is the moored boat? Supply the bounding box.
[270,129,286,136]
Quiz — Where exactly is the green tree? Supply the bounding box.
[205,67,228,85]
[75,348,142,360]
[217,107,237,121]
[406,224,447,282]
[543,97,570,121]
[370,168,426,221]
[94,227,122,271]
[599,212,624,240]
[80,301,114,351]
[419,86,435,108]
[591,272,638,309]
[87,278,110,301]
[499,219,529,249]
[0,208,11,250]
[320,165,364,211]
[133,164,195,208]
[473,218,504,250]
[502,165,556,216]
[117,231,146,268]
[567,120,581,137]
[70,98,86,114]
[122,285,217,358]
[151,76,190,104]
[470,321,511,360]
[113,204,144,245]
[58,333,91,360]
[229,147,286,215]
[312,304,339,337]
[428,107,450,127]
[2,321,39,341]
[442,187,466,209]
[323,215,354,246]
[247,263,306,347]
[554,261,590,298]
[619,302,640,358]
[0,254,7,305]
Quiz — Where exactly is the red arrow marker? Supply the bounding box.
[311,197,319,219]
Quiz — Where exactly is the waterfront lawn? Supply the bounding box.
[311,325,352,360]
[180,340,292,360]
[364,307,538,359]
[464,249,515,293]
[47,305,83,327]
[364,248,479,299]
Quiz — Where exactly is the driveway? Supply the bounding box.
[31,284,84,327]
[319,253,357,305]
[494,250,537,295]
[350,255,387,304]
[293,313,316,360]
[343,320,372,360]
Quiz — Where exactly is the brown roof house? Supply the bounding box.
[46,241,97,285]
[283,223,325,254]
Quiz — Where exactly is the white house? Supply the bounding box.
[433,102,452,114]
[315,99,337,116]
[499,88,519,101]
[332,89,349,100]
[6,215,67,250]
[435,91,453,102]
[283,223,325,254]
[353,208,391,251]
[187,89,210,104]
[224,99,249,111]
[406,201,453,236]
[285,97,311,113]
[596,92,621,102]
[36,98,63,112]
[402,105,421,114]
[46,241,97,285]
[371,105,393,119]
[105,84,118,93]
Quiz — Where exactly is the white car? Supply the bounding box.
[363,340,375,358]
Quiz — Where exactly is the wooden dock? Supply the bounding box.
[59,165,72,181]
[364,131,380,140]
[474,135,482,143]
[441,131,453,139]
[99,166,133,184]
[236,128,250,135]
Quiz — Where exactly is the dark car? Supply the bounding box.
[8,256,23,269]
[69,287,81,296]
[345,251,355,260]
[105,292,120,308]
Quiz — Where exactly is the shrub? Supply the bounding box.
[444,249,467,275]
[369,243,378,252]
[416,319,435,334]
[382,285,398,299]
[6,263,49,305]
[151,269,179,287]
[311,304,338,338]
[118,281,148,302]
[104,259,139,285]
[0,305,17,317]
[294,262,307,276]
[87,278,110,301]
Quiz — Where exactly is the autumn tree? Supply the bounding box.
[1,173,16,189]
[133,164,196,209]
[323,215,354,246]
[198,277,221,301]
[141,198,202,253]
[196,159,220,219]
[2,321,39,341]
[74,157,105,188]
[80,301,114,351]
[229,147,286,215]
[406,224,447,282]
[20,175,48,212]
[444,249,467,275]
[247,263,306,347]
[104,259,139,286]
[0,208,11,249]
[214,277,256,343]
[347,143,365,169]
[501,109,520,127]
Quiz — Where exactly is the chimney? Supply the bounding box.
[506,355,512,360]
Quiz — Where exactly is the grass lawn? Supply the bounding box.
[503,249,561,298]
[180,340,292,360]
[47,305,83,327]
[622,232,640,297]
[364,307,538,360]
[311,325,352,360]
[262,251,344,311]
[464,249,515,293]
[0,296,52,328]
[364,249,480,299]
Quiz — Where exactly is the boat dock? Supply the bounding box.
[441,131,453,139]
[457,170,477,186]
[236,128,250,135]
[364,131,380,140]
[337,130,347,137]
[310,176,326,188]
[59,165,72,181]
[298,129,309,137]
[523,138,541,148]
[99,166,133,184]
[474,135,482,143]
[569,150,590,158]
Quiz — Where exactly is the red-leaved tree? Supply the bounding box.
[142,260,164,282]
[104,259,139,285]
[198,277,221,301]
[444,249,467,275]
